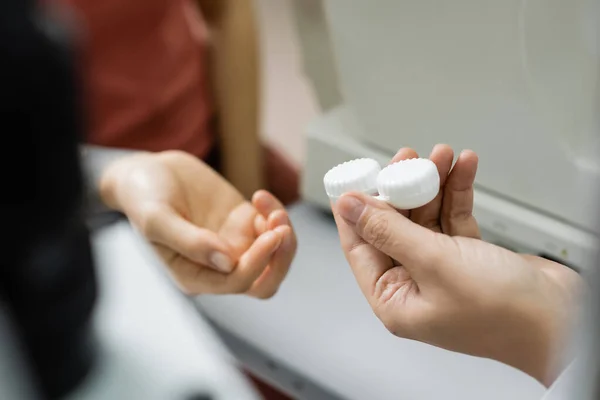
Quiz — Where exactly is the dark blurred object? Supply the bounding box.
[0,0,97,398]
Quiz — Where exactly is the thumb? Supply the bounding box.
[138,204,235,273]
[337,193,443,272]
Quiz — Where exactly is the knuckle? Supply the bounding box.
[363,215,393,250]
[161,149,186,157]
[442,210,480,238]
[421,233,447,266]
[175,281,199,296]
[449,210,472,223]
[422,217,441,231]
[379,314,406,338]
[230,278,254,294]
[442,202,473,223]
[347,237,368,256]
[158,149,192,162]
[379,312,421,340]
[169,269,202,296]
[138,204,165,238]
[156,150,199,170]
[182,231,206,257]
[254,287,278,300]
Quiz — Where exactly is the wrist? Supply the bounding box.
[487,299,570,387]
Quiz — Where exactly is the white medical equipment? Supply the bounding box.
[300,0,600,273]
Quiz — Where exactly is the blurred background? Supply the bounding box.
[2,0,599,399]
[256,0,316,168]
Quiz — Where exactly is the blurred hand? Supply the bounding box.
[333,145,582,386]
[99,150,297,298]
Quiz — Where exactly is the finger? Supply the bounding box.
[254,214,267,236]
[151,244,214,296]
[441,150,481,238]
[219,202,260,256]
[252,190,286,218]
[267,209,289,230]
[140,204,235,273]
[246,225,296,299]
[254,189,295,236]
[176,229,283,295]
[410,144,454,231]
[390,147,419,164]
[266,209,298,254]
[332,202,395,302]
[270,209,297,251]
[229,229,283,293]
[337,192,445,278]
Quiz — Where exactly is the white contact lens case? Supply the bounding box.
[323,158,440,210]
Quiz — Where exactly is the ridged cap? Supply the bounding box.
[323,158,381,199]
[377,158,440,209]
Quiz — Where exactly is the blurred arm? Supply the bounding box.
[197,0,264,199]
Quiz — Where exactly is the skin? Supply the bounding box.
[333,145,583,386]
[99,150,297,298]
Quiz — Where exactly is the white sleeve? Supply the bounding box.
[541,359,596,400]
[542,363,576,400]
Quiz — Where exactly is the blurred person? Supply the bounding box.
[66,0,299,201]
[333,145,588,399]
[67,1,299,396]
[65,0,299,297]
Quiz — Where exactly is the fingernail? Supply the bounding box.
[209,252,233,273]
[337,195,365,225]
[271,231,283,252]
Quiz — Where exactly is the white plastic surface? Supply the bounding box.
[68,222,260,400]
[323,157,440,209]
[320,0,600,233]
[303,107,599,272]
[377,158,440,209]
[323,158,380,199]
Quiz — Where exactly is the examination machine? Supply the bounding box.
[300,0,600,272]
